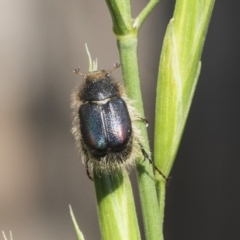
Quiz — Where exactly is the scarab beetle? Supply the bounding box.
[71,62,166,180]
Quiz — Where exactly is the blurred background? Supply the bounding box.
[0,0,239,239]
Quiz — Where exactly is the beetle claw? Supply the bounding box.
[139,117,149,127]
[86,164,93,181]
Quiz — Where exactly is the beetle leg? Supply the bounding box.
[138,117,149,127]
[85,161,93,181]
[139,143,169,182]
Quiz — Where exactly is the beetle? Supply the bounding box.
[71,63,166,180]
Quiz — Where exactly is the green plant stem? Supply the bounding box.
[117,35,162,240]
[94,172,141,240]
[156,180,166,237]
[134,0,159,29]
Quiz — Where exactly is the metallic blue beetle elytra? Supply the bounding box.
[71,63,167,180]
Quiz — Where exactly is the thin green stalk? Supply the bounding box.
[69,205,85,240]
[156,180,166,236]
[134,0,159,29]
[117,36,162,240]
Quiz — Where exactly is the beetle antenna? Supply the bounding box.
[109,62,121,73]
[72,67,87,78]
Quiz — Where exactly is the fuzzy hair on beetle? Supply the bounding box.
[71,45,167,180]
